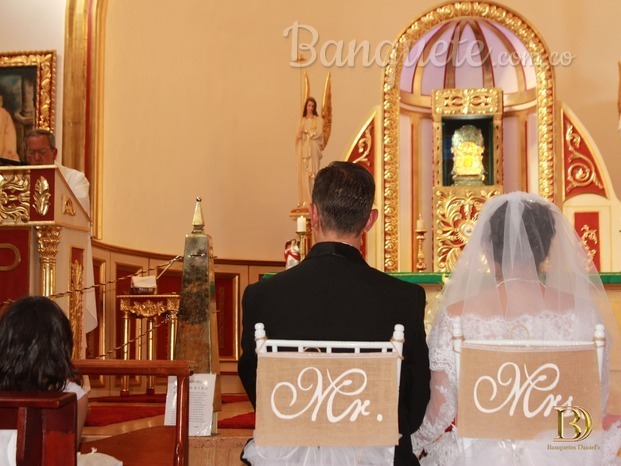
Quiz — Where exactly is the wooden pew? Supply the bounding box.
[0,391,77,466]
[74,359,193,466]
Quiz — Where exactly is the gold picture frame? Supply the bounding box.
[0,50,56,162]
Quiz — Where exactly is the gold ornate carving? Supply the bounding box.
[70,259,84,359]
[434,188,500,272]
[62,194,76,216]
[119,296,180,319]
[35,225,61,296]
[433,88,502,116]
[0,51,56,131]
[0,173,30,223]
[579,224,598,261]
[382,2,555,271]
[33,176,51,216]
[352,127,373,166]
[0,244,21,271]
[565,124,604,194]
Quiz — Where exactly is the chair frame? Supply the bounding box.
[254,322,405,382]
[0,391,77,466]
[73,359,193,466]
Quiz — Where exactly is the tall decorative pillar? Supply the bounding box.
[174,198,221,432]
[35,225,61,296]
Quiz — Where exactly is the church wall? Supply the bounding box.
[3,0,621,264]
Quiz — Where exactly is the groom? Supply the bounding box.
[238,161,430,465]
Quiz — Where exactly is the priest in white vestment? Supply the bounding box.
[25,129,98,336]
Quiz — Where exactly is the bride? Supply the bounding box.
[411,191,621,465]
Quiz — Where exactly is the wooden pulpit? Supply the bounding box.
[0,165,91,356]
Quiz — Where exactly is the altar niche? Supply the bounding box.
[441,117,495,187]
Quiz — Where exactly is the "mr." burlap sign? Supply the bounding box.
[255,352,399,447]
[457,343,602,440]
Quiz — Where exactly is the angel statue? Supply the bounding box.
[295,72,332,208]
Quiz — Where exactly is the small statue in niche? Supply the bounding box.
[451,124,486,186]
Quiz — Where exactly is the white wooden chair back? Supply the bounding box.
[253,323,404,449]
[453,318,605,445]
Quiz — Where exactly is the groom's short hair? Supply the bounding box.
[311,161,375,236]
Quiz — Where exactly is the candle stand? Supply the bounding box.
[297,216,311,261]
[415,228,427,272]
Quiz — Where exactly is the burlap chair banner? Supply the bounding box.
[254,352,399,447]
[457,343,602,440]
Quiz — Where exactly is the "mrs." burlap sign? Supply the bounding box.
[458,343,602,440]
[254,352,399,447]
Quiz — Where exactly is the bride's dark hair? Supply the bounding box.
[489,199,556,271]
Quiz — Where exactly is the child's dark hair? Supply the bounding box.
[0,296,80,391]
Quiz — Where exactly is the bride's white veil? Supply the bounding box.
[441,191,619,407]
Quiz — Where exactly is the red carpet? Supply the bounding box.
[86,394,251,427]
[90,394,248,404]
[217,412,255,430]
[86,406,255,428]
[85,405,165,426]
[90,394,166,403]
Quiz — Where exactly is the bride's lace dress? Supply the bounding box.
[411,310,621,465]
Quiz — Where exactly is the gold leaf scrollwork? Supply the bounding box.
[565,125,604,194]
[580,224,598,262]
[433,88,501,115]
[122,299,167,318]
[0,173,30,224]
[70,259,84,359]
[33,176,51,216]
[434,189,499,272]
[352,127,372,166]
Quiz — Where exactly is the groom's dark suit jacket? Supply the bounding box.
[238,241,430,466]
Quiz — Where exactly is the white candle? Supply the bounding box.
[416,216,425,231]
[297,216,306,232]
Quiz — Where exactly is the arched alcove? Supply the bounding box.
[380,2,555,271]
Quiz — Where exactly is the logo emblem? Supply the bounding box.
[554,406,593,441]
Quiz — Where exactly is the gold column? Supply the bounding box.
[168,300,178,360]
[35,226,62,296]
[121,300,130,396]
[70,260,85,359]
[146,316,155,394]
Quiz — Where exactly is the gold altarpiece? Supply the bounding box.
[339,2,621,276]
[431,88,503,272]
[341,2,557,273]
[0,166,91,357]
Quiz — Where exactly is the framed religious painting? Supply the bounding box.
[0,50,56,163]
